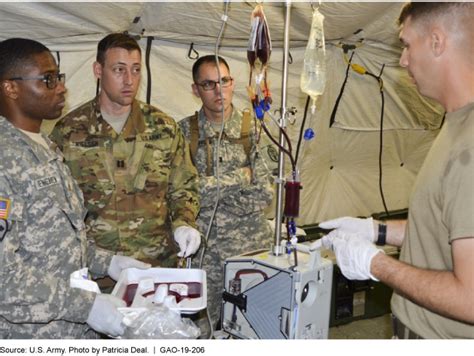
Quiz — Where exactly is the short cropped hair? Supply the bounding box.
[398,2,473,27]
[0,38,50,81]
[192,55,230,83]
[96,33,141,65]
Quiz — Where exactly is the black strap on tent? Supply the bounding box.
[373,64,390,217]
[187,43,199,60]
[330,48,391,215]
[329,51,354,127]
[145,36,153,105]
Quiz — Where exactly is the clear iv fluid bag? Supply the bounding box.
[300,9,326,99]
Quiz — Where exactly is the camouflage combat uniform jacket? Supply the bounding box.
[50,98,199,267]
[180,107,273,323]
[0,117,112,338]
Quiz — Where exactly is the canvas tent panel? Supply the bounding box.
[0,2,143,41]
[299,128,439,224]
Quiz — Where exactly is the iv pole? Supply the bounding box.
[273,0,292,256]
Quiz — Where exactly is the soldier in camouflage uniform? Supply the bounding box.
[0,38,146,338]
[179,56,274,330]
[50,34,200,271]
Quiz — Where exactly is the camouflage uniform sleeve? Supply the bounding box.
[0,174,96,324]
[87,242,114,278]
[50,116,112,277]
[168,125,200,231]
[49,120,66,151]
[38,287,96,324]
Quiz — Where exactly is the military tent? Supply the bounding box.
[0,1,443,226]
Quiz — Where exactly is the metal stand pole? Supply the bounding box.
[273,0,292,256]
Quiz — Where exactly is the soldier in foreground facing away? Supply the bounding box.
[180,55,274,331]
[319,2,474,339]
[0,37,149,338]
[50,34,201,291]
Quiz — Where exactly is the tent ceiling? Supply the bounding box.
[1,2,404,48]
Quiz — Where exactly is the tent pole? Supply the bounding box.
[273,0,292,256]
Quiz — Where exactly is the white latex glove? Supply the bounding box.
[319,216,375,243]
[174,226,201,257]
[86,294,126,337]
[321,231,384,281]
[108,255,151,281]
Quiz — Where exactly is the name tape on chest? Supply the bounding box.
[35,176,59,190]
[71,134,162,149]
[140,133,162,141]
[73,140,99,148]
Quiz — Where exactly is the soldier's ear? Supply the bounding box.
[430,26,446,57]
[192,83,201,98]
[93,61,102,80]
[1,80,19,100]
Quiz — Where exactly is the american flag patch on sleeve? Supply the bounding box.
[0,198,11,220]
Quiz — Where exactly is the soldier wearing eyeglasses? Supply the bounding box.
[0,38,152,338]
[179,55,274,332]
[50,34,201,283]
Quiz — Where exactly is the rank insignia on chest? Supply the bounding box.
[0,197,11,220]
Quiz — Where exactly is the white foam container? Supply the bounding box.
[112,267,207,315]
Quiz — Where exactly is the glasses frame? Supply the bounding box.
[8,73,66,90]
[195,76,233,91]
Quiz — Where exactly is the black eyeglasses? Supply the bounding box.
[8,73,66,89]
[196,76,233,91]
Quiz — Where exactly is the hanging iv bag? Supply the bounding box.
[300,9,326,101]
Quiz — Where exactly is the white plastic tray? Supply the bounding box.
[112,267,207,315]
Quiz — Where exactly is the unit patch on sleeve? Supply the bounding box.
[0,198,11,220]
[0,219,7,241]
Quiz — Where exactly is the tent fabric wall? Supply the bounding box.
[0,1,443,226]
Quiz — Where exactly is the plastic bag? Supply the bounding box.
[300,8,326,112]
[121,305,201,339]
[70,267,101,293]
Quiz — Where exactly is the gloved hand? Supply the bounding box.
[321,231,383,281]
[174,226,201,257]
[108,255,151,281]
[319,216,376,243]
[86,294,126,337]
